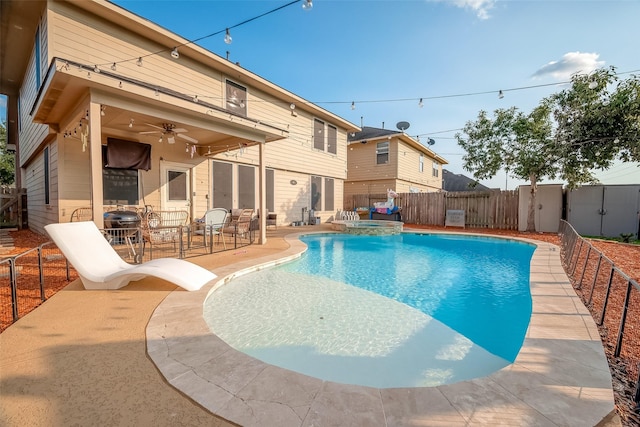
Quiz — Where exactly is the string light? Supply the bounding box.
[302,0,313,10]
[137,57,143,67]
[100,105,106,116]
[129,118,134,128]
[111,62,117,71]
[93,65,100,73]
[171,47,179,59]
[498,90,504,99]
[351,101,355,110]
[224,28,232,44]
[418,98,424,108]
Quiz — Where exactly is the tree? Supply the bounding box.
[552,66,640,181]
[456,103,558,232]
[456,66,640,232]
[0,121,15,186]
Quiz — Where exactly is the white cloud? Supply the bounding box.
[532,52,605,81]
[431,0,496,20]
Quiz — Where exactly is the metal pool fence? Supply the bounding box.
[0,221,259,332]
[558,220,640,423]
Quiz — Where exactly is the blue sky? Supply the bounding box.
[4,0,639,188]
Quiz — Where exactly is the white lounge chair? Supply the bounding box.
[44,221,216,291]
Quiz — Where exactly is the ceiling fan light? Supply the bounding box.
[167,135,176,144]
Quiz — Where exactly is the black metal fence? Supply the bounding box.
[0,220,258,332]
[558,220,640,424]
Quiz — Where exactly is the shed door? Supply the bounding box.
[602,186,640,237]
[567,186,603,236]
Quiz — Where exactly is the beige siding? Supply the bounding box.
[25,143,59,234]
[18,13,50,166]
[48,3,227,116]
[346,141,395,182]
[396,141,442,190]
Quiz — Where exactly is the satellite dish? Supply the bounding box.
[396,121,410,131]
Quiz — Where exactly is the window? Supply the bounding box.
[167,171,187,201]
[44,146,50,205]
[102,145,139,205]
[226,80,247,116]
[266,168,275,213]
[212,161,232,210]
[432,160,440,177]
[419,154,424,173]
[34,25,41,88]
[311,176,322,211]
[310,176,334,211]
[238,164,255,209]
[327,125,337,154]
[324,178,334,211]
[376,141,389,164]
[313,119,324,150]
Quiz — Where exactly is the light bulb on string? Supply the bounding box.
[302,0,313,10]
[351,101,355,110]
[136,57,143,66]
[171,47,179,59]
[498,90,504,99]
[418,98,424,108]
[111,63,117,71]
[224,28,232,44]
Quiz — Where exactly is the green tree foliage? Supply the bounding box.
[455,66,640,232]
[552,66,640,184]
[456,103,556,232]
[0,121,15,186]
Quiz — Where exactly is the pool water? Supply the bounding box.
[204,233,535,388]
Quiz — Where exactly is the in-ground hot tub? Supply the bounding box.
[331,220,403,235]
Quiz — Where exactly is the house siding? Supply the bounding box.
[10,1,357,233]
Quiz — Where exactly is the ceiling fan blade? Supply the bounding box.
[172,128,188,133]
[177,133,198,144]
[144,123,165,130]
[139,131,161,135]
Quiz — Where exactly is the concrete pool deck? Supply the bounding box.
[0,225,618,426]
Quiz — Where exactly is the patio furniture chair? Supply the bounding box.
[141,210,189,259]
[70,207,93,222]
[44,221,216,291]
[266,212,277,229]
[192,208,228,250]
[222,208,254,240]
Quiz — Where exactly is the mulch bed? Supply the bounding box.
[2,226,639,424]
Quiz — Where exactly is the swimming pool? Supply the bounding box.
[204,233,535,388]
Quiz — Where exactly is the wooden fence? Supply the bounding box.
[345,190,520,230]
[0,187,27,229]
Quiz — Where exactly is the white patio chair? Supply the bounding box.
[44,221,216,291]
[193,208,228,250]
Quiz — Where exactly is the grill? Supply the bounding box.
[103,210,142,263]
[103,210,140,229]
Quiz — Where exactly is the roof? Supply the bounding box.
[442,169,491,192]
[348,126,448,164]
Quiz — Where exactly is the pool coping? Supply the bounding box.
[146,230,615,427]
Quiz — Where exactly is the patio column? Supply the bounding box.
[258,141,267,244]
[88,102,104,228]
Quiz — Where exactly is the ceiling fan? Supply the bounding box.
[139,123,198,144]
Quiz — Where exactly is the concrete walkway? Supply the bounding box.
[0,226,618,426]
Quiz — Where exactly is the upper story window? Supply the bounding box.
[327,125,337,154]
[34,25,42,88]
[432,160,440,177]
[376,141,389,164]
[226,80,247,116]
[419,153,424,172]
[313,120,338,154]
[314,119,324,150]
